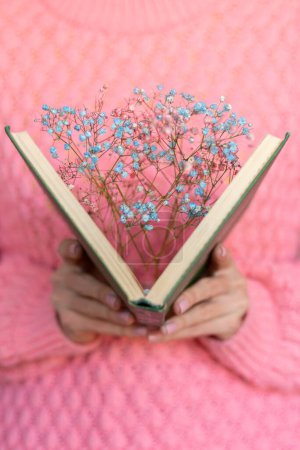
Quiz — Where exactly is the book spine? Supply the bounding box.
[127,305,167,326]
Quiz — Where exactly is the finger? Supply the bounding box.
[59,309,148,338]
[58,238,84,263]
[210,244,237,273]
[163,295,245,335]
[57,291,136,325]
[53,272,122,310]
[173,276,229,315]
[58,239,108,281]
[148,312,239,343]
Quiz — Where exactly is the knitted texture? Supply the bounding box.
[1,1,300,449]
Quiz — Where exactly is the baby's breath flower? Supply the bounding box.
[37,85,252,253]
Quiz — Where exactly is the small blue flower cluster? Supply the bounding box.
[120,201,159,231]
[38,86,253,237]
[222,141,238,162]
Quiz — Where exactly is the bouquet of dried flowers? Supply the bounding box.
[36,85,253,282]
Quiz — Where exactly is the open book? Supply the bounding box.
[5,126,290,325]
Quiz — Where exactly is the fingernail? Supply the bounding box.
[176,298,189,314]
[218,244,226,258]
[148,334,161,342]
[70,242,81,256]
[133,327,148,336]
[106,293,120,309]
[161,321,177,334]
[118,311,134,324]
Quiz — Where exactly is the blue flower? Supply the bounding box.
[115,128,124,138]
[176,185,184,193]
[50,146,58,158]
[156,102,164,110]
[188,169,197,177]
[131,152,139,161]
[103,142,111,150]
[144,224,153,231]
[114,145,124,155]
[74,124,81,131]
[181,92,195,101]
[146,202,155,211]
[193,102,207,114]
[114,161,124,174]
[177,107,190,118]
[238,117,247,126]
[42,104,49,111]
[64,143,70,150]
[91,144,101,153]
[79,134,86,141]
[194,156,202,165]
[150,212,158,221]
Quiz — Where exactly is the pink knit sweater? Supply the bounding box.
[1,1,300,449]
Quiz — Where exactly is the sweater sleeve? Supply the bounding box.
[0,250,101,382]
[199,256,300,392]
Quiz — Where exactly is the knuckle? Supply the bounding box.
[185,289,198,306]
[177,315,187,329]
[200,277,210,291]
[223,317,240,339]
[234,275,246,290]
[59,309,77,330]
[219,276,231,292]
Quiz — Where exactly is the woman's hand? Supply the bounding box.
[148,244,249,343]
[51,238,148,344]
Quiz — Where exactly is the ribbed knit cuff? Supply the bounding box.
[0,255,100,369]
[198,278,279,387]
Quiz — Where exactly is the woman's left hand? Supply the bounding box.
[148,244,249,342]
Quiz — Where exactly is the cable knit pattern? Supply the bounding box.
[0,1,300,449]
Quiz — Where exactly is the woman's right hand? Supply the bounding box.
[50,238,148,344]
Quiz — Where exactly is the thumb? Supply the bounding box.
[211,244,235,271]
[58,238,83,262]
